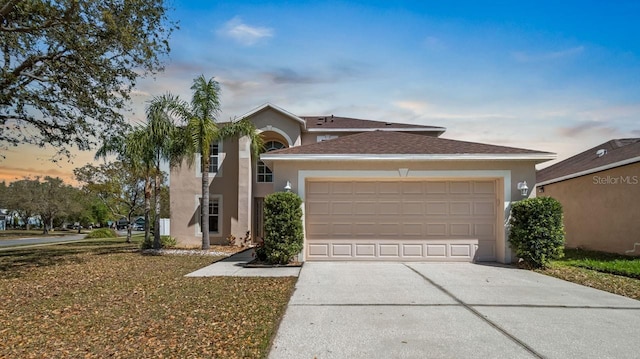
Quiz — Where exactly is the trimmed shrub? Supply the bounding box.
[262,191,304,264]
[509,196,565,268]
[85,228,119,239]
[141,235,177,249]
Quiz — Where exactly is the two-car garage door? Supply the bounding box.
[305,179,499,262]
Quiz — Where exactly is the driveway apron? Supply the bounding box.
[269,262,640,359]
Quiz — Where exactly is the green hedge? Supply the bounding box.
[141,235,177,250]
[85,228,119,239]
[509,196,565,268]
[258,191,303,264]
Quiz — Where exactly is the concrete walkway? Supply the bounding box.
[269,262,640,359]
[185,249,301,277]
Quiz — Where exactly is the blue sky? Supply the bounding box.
[3,0,640,182]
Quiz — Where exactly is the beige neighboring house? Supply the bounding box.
[536,139,640,256]
[170,103,554,263]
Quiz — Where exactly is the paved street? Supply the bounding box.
[0,234,86,249]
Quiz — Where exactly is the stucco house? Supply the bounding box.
[170,103,554,263]
[536,139,640,255]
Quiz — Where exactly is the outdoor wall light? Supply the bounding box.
[517,181,529,197]
[284,180,292,192]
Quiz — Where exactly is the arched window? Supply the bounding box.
[257,140,285,183]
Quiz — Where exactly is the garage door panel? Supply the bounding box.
[353,223,376,236]
[425,181,447,194]
[306,240,480,261]
[402,223,423,236]
[308,243,329,256]
[474,181,496,194]
[307,201,330,215]
[379,182,402,194]
[426,223,448,236]
[402,182,423,194]
[450,244,472,257]
[474,223,495,237]
[354,201,377,215]
[474,201,496,216]
[402,202,423,214]
[305,179,498,262]
[331,182,353,194]
[332,223,353,236]
[331,201,353,215]
[450,223,472,236]
[426,201,448,215]
[379,244,400,257]
[354,182,376,194]
[332,244,353,257]
[403,244,423,257]
[449,181,471,194]
[355,243,376,256]
[378,201,401,214]
[379,223,400,236]
[450,202,472,215]
[306,223,330,237]
[307,182,330,195]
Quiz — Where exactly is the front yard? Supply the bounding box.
[0,238,296,358]
[537,248,640,300]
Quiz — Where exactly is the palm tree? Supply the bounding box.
[137,100,176,249]
[95,106,176,249]
[157,75,261,249]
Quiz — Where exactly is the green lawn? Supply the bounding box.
[0,238,297,358]
[537,248,640,300]
[559,248,640,279]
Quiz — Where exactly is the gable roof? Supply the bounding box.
[303,115,446,135]
[235,103,307,129]
[261,131,555,162]
[537,138,640,185]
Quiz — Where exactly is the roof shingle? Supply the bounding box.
[265,131,553,156]
[537,138,640,183]
[303,116,444,131]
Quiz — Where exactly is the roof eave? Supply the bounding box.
[305,127,446,134]
[537,156,640,186]
[261,153,556,162]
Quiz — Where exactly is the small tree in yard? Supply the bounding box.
[509,196,566,268]
[260,191,304,265]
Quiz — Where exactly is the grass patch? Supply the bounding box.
[559,249,640,279]
[537,248,640,300]
[0,238,297,358]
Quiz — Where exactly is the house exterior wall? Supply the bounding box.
[250,109,302,146]
[170,108,304,247]
[271,159,538,263]
[538,162,640,255]
[170,138,241,247]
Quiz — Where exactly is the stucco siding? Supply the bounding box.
[169,138,241,246]
[539,163,640,255]
[250,108,302,146]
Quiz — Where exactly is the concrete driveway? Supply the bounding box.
[269,262,640,359]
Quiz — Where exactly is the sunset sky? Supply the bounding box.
[2,0,639,184]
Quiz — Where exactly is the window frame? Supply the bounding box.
[257,140,285,183]
[195,195,222,236]
[196,140,222,177]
